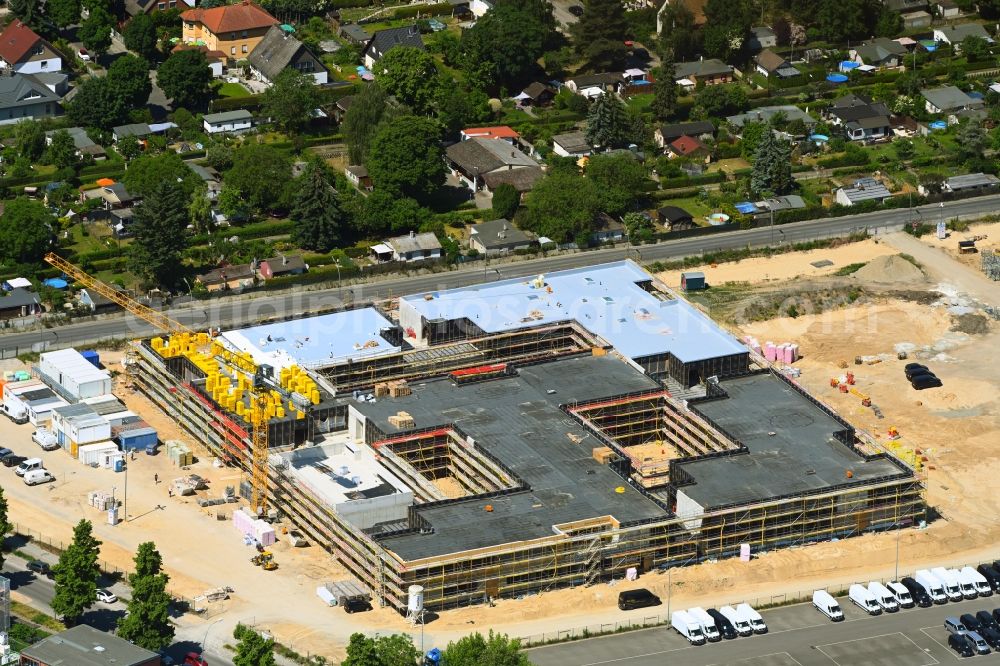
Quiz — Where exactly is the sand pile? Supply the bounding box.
[853,254,925,283]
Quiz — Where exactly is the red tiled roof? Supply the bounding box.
[181,1,278,35]
[670,135,707,156]
[0,20,42,66]
[461,126,520,140]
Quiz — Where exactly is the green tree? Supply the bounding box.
[693,83,748,117]
[116,543,174,651]
[0,198,54,264]
[739,122,768,159]
[0,488,12,570]
[651,53,677,122]
[442,630,531,666]
[585,92,630,149]
[623,211,654,242]
[435,82,490,135]
[350,190,431,237]
[117,135,142,161]
[700,0,751,60]
[79,7,114,55]
[66,77,129,129]
[233,625,276,666]
[750,129,793,196]
[205,143,234,170]
[46,130,79,169]
[524,170,600,244]
[491,182,520,220]
[218,184,252,221]
[8,0,39,23]
[128,181,190,286]
[14,119,45,161]
[225,144,293,211]
[108,54,152,108]
[343,632,420,666]
[122,153,198,198]
[52,520,101,625]
[814,0,868,43]
[291,162,343,251]
[344,82,390,165]
[157,49,213,109]
[657,3,698,61]
[47,0,81,30]
[367,116,444,200]
[576,0,629,69]
[981,0,1000,18]
[960,35,991,62]
[261,69,320,134]
[957,120,988,161]
[586,152,649,216]
[123,13,159,60]
[376,46,439,115]
[188,191,215,236]
[461,2,551,87]
[874,6,902,38]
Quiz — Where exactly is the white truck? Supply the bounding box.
[813,590,844,621]
[687,607,721,642]
[867,581,899,612]
[849,584,882,615]
[719,605,753,637]
[960,566,992,597]
[931,567,964,601]
[736,602,768,633]
[887,581,914,608]
[915,569,948,604]
[671,610,706,645]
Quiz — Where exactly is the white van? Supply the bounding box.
[931,567,964,601]
[719,605,753,637]
[15,458,43,477]
[736,602,767,633]
[960,566,992,597]
[23,469,53,486]
[687,607,720,642]
[915,569,948,604]
[867,581,899,612]
[671,610,706,645]
[849,584,882,615]
[813,590,844,621]
[887,581,914,608]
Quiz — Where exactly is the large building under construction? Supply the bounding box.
[130,261,925,613]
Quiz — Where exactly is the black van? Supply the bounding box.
[911,374,942,390]
[979,564,1000,592]
[618,588,660,611]
[706,608,737,639]
[901,577,933,607]
[949,633,975,658]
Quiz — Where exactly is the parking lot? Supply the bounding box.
[527,594,1000,666]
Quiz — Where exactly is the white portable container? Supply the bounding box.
[671,610,706,645]
[915,569,948,604]
[719,605,753,636]
[887,581,914,608]
[687,607,720,642]
[736,602,768,633]
[813,590,844,621]
[960,566,992,597]
[867,581,899,612]
[931,567,963,601]
[849,584,882,615]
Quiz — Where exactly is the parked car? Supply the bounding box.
[96,589,117,603]
[184,652,208,666]
[77,47,90,61]
[904,363,929,380]
[706,608,737,639]
[961,613,983,634]
[993,607,1000,626]
[0,448,13,460]
[15,458,43,477]
[982,626,1000,650]
[912,375,943,390]
[813,590,844,621]
[26,560,51,578]
[978,564,1000,592]
[617,588,660,610]
[967,631,991,655]
[945,616,968,636]
[23,469,54,486]
[2,455,26,468]
[900,576,933,607]
[568,4,584,16]
[31,429,59,451]
[949,633,975,658]
[980,610,1000,631]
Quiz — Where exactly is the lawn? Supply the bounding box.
[215,81,251,98]
[660,195,712,222]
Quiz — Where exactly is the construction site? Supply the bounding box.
[108,259,925,615]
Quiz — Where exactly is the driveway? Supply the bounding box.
[882,230,999,307]
[549,0,582,30]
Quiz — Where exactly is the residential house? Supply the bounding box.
[755,49,800,78]
[0,287,42,319]
[760,194,806,213]
[727,105,816,132]
[203,109,253,134]
[667,135,711,161]
[0,74,60,125]
[30,71,68,96]
[77,288,121,313]
[518,81,556,106]
[346,164,372,190]
[835,177,893,206]
[654,120,715,149]
[45,127,106,160]
[657,205,695,231]
[481,167,543,193]
[126,0,193,16]
[258,255,307,279]
[591,213,625,244]
[110,208,135,238]
[939,172,1000,195]
[460,126,519,143]
[188,163,221,200]
[339,23,371,45]
[333,95,354,122]
[248,25,328,85]
[901,10,931,28]
[112,123,152,143]
[0,20,62,75]
[362,26,425,69]
[445,137,540,190]
[747,26,777,52]
[384,231,442,262]
[935,0,960,18]
[181,1,279,64]
[933,23,993,47]
[552,131,593,158]
[850,38,907,68]
[826,94,891,141]
[922,85,983,114]
[81,183,139,211]
[1,278,32,290]
[674,59,733,89]
[564,72,621,98]
[19,624,160,666]
[469,218,534,255]
[195,264,256,292]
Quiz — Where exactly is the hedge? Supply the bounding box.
[660,172,726,189]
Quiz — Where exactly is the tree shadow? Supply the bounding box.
[166,638,206,660]
[426,184,473,214]
[3,533,31,551]
[79,607,126,632]
[3,570,34,591]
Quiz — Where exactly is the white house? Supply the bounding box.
[379,231,443,263]
[202,109,253,134]
[0,21,62,75]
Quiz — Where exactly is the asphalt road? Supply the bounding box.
[4,194,997,355]
[527,593,1000,665]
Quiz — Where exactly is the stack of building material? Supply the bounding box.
[87,490,117,511]
[166,440,194,467]
[592,446,614,464]
[388,411,414,428]
[233,507,255,536]
[172,477,199,496]
[374,382,390,397]
[388,380,411,397]
[231,508,276,545]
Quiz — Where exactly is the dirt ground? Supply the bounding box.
[922,221,998,270]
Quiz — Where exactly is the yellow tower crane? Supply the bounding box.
[44,253,273,516]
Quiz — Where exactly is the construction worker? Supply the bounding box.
[154,473,159,484]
